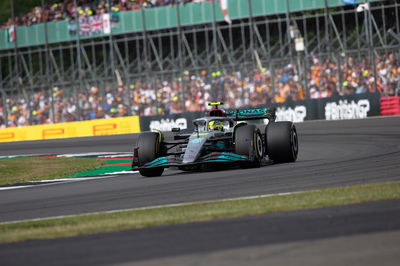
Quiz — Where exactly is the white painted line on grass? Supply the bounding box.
[0,190,304,225]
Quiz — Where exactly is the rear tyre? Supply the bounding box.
[266,122,298,163]
[137,132,164,177]
[234,125,263,167]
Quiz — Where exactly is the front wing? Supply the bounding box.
[139,152,251,170]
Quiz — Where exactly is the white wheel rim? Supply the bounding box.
[256,134,263,158]
[291,130,298,156]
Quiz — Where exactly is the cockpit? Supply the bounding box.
[193,117,234,133]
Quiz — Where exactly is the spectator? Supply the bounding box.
[1,0,198,29]
[0,53,398,128]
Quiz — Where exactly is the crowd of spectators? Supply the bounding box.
[0,1,398,129]
[0,53,399,128]
[0,0,196,29]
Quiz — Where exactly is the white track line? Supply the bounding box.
[102,170,137,175]
[0,153,136,191]
[57,152,129,158]
[0,190,304,225]
[0,172,139,191]
[0,154,43,159]
[299,114,400,124]
[0,185,33,191]
[0,152,131,159]
[97,153,132,158]
[0,176,114,191]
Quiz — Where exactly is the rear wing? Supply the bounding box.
[225,108,276,122]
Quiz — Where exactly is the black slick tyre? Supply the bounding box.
[266,122,298,163]
[234,125,263,167]
[137,132,164,177]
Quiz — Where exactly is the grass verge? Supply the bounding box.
[0,157,103,186]
[1,181,399,244]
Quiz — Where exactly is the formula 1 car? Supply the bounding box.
[132,103,298,177]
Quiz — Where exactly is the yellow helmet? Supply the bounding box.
[208,120,224,131]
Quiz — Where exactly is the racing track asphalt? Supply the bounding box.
[0,116,399,265]
[1,199,399,266]
[0,116,399,223]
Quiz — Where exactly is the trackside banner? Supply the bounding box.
[265,92,381,123]
[319,93,380,120]
[139,112,204,132]
[139,93,381,131]
[0,116,140,143]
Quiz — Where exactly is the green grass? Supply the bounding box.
[0,157,103,186]
[1,181,399,244]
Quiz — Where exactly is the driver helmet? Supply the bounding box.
[208,120,224,131]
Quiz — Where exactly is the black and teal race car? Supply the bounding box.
[132,103,298,177]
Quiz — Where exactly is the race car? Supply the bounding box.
[132,102,298,177]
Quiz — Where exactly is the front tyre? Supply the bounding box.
[266,122,298,163]
[137,132,164,177]
[234,125,264,167]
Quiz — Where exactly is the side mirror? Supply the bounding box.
[172,128,181,132]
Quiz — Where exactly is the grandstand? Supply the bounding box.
[0,0,399,127]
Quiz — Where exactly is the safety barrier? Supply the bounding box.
[380,96,400,116]
[0,116,140,143]
[0,93,387,142]
[139,93,382,131]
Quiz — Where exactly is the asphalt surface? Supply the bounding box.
[1,200,399,266]
[0,117,399,265]
[0,117,399,223]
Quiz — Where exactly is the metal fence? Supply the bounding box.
[0,0,399,128]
